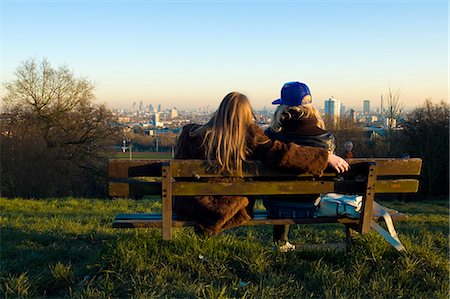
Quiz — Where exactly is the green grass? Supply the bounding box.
[1,197,448,298]
[111,152,172,160]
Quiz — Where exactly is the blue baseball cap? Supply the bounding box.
[272,82,312,106]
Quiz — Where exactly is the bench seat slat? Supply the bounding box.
[115,210,317,220]
[113,219,194,228]
[112,217,355,228]
[112,218,357,228]
[112,211,407,229]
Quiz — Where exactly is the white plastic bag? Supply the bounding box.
[314,193,362,219]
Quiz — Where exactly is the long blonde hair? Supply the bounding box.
[270,104,325,133]
[191,92,255,176]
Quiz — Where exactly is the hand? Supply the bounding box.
[328,153,350,173]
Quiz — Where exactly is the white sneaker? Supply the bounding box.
[275,241,296,253]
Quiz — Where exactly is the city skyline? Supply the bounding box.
[110,96,416,113]
[1,1,448,110]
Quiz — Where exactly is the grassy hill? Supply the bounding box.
[1,197,448,298]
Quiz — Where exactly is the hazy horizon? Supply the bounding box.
[2,1,448,111]
[107,97,422,113]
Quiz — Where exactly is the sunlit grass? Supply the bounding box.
[111,152,172,160]
[1,197,448,298]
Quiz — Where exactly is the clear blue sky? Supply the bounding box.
[1,1,448,110]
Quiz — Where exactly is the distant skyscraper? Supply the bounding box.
[363,100,370,114]
[324,97,341,118]
[152,113,160,126]
[149,104,154,112]
[380,95,384,115]
[157,104,161,112]
[340,104,346,117]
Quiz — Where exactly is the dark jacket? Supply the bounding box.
[263,109,336,217]
[174,123,329,235]
[264,110,336,152]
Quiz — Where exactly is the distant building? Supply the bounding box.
[143,129,154,136]
[118,116,132,123]
[324,97,341,118]
[152,113,163,127]
[340,104,346,118]
[157,104,161,112]
[363,126,386,141]
[363,100,370,114]
[385,117,396,129]
[349,109,357,122]
[171,107,178,119]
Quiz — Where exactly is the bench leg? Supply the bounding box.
[162,165,173,240]
[359,163,378,234]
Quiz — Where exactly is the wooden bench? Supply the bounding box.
[109,158,422,243]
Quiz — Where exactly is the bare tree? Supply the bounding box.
[1,58,119,198]
[385,87,404,128]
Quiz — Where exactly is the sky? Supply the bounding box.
[1,0,448,110]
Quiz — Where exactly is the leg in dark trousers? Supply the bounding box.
[273,224,290,242]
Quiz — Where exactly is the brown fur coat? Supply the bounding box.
[174,123,329,236]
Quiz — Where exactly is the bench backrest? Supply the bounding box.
[109,158,422,198]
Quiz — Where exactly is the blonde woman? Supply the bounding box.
[174,92,348,237]
[264,81,337,251]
